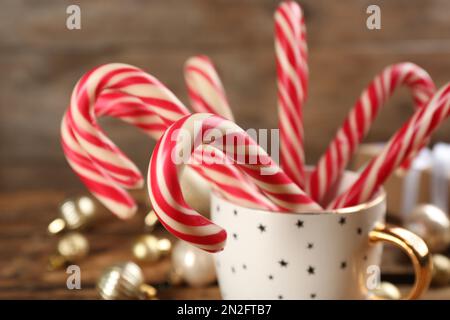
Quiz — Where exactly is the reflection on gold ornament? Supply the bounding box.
[48,196,97,234]
[132,235,172,263]
[144,211,159,231]
[171,240,216,287]
[97,262,157,300]
[48,232,89,270]
[406,204,450,252]
[431,254,450,287]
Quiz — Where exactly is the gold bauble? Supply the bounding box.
[406,204,450,252]
[48,232,89,270]
[132,235,172,263]
[57,232,89,261]
[97,262,157,300]
[431,254,450,287]
[48,196,97,234]
[371,282,401,300]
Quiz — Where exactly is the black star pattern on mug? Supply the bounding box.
[232,233,238,240]
[296,220,304,228]
[338,217,346,225]
[307,266,315,275]
[233,209,238,216]
[307,243,314,249]
[357,227,363,235]
[279,259,288,267]
[258,224,266,233]
[242,264,247,270]
[340,261,347,269]
[268,274,274,280]
[216,205,220,212]
[278,295,283,300]
[310,293,316,299]
[231,266,236,274]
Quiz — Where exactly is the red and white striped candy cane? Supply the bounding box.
[94,87,278,211]
[148,113,322,252]
[275,1,308,189]
[62,64,277,217]
[329,83,450,209]
[184,55,277,207]
[308,63,435,205]
[184,55,234,121]
[62,63,188,218]
[95,90,166,140]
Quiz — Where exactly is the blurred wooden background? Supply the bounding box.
[1,0,450,299]
[1,0,450,193]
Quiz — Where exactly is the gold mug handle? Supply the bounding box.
[369,224,433,300]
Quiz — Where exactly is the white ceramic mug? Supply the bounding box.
[210,171,432,300]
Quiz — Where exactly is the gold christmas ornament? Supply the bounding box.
[171,240,216,287]
[48,232,89,270]
[431,254,450,287]
[97,262,157,300]
[48,196,97,234]
[406,204,450,252]
[144,210,159,231]
[132,235,172,263]
[371,282,401,300]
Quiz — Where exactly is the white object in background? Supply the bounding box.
[211,171,431,300]
[172,240,216,287]
[431,143,450,213]
[401,149,432,221]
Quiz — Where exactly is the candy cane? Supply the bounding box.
[148,113,322,252]
[95,90,166,140]
[62,64,276,218]
[184,55,234,121]
[329,83,450,209]
[95,89,278,211]
[308,63,435,205]
[275,1,308,189]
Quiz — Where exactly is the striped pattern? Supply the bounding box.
[185,55,234,121]
[329,83,450,209]
[62,63,277,218]
[148,113,322,252]
[308,63,436,205]
[95,81,277,212]
[95,90,166,140]
[275,1,308,189]
[61,63,190,218]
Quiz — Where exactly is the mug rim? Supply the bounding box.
[212,188,386,216]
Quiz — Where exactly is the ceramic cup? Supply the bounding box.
[211,171,432,300]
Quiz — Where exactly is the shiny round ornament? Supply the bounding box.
[431,254,450,287]
[132,235,172,263]
[97,261,157,300]
[406,204,450,252]
[48,196,97,234]
[48,232,89,270]
[371,282,401,300]
[171,240,216,287]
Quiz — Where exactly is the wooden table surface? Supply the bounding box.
[0,189,449,300]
